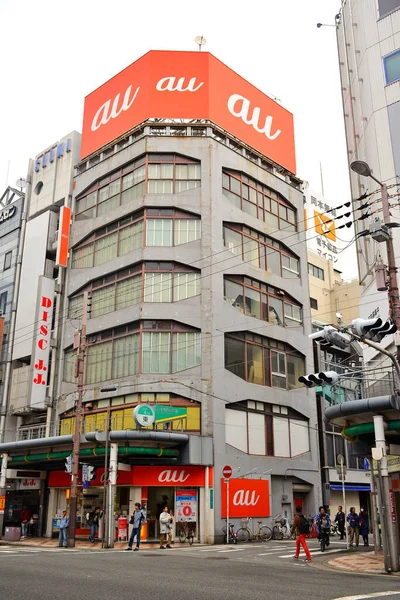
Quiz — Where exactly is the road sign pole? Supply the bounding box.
[340,462,349,550]
[226,478,229,545]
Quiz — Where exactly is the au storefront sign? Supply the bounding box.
[81,50,296,173]
[220,478,270,518]
[132,466,213,487]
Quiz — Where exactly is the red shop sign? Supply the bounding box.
[48,468,132,488]
[132,466,213,487]
[220,478,270,518]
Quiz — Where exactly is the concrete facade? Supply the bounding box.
[337,0,400,365]
[58,126,321,536]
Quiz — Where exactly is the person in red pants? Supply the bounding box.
[291,505,312,562]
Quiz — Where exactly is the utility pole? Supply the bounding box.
[381,182,400,359]
[67,292,89,548]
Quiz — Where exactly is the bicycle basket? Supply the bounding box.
[241,518,249,524]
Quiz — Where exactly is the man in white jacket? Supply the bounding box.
[159,506,173,549]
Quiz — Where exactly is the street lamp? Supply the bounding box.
[350,160,381,185]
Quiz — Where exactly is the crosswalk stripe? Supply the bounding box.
[217,549,244,553]
[279,548,344,558]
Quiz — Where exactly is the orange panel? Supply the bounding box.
[56,206,71,268]
[220,478,270,518]
[80,51,296,174]
[314,210,336,242]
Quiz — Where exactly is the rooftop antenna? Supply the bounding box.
[194,36,207,51]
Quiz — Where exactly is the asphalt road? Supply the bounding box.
[0,544,399,600]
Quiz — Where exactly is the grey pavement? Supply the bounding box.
[0,539,399,600]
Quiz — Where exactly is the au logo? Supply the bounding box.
[314,210,336,242]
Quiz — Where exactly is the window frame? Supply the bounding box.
[384,49,400,85]
[223,275,303,328]
[75,153,201,220]
[222,170,297,231]
[308,262,324,280]
[0,291,7,315]
[4,251,12,271]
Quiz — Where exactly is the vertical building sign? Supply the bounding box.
[30,276,55,410]
[56,206,71,267]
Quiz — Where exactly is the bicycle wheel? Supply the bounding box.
[282,526,292,540]
[320,536,325,552]
[272,525,283,540]
[236,527,250,542]
[179,528,186,543]
[259,526,273,541]
[189,532,194,546]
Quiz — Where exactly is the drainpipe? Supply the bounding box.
[205,465,209,544]
[0,176,30,443]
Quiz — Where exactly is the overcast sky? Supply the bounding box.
[0,0,358,278]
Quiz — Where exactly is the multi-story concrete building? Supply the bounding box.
[0,50,321,542]
[337,0,400,367]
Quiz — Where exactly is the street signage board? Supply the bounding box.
[133,404,155,427]
[363,457,370,470]
[222,465,233,478]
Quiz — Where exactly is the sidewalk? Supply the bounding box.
[326,551,400,576]
[0,537,171,550]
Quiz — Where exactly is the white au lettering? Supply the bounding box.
[232,490,260,506]
[158,469,190,483]
[156,76,204,93]
[227,94,281,141]
[0,205,16,223]
[91,85,140,132]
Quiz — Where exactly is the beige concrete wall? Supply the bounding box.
[308,250,360,325]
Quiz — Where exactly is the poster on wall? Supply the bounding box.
[176,489,197,522]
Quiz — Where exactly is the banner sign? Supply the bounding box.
[56,206,71,268]
[81,51,296,173]
[176,489,197,521]
[220,478,270,518]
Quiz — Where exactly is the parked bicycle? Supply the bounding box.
[236,517,272,542]
[271,516,296,540]
[178,520,195,545]
[222,523,238,544]
[329,522,339,536]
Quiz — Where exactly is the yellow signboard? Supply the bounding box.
[314,210,336,242]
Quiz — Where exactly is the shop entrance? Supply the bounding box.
[145,487,175,540]
[3,489,41,536]
[144,486,198,541]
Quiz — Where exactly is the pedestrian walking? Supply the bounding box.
[20,506,31,539]
[314,506,331,547]
[347,507,359,547]
[159,506,173,549]
[125,503,146,551]
[58,510,69,548]
[335,505,346,540]
[291,505,312,562]
[87,507,103,543]
[359,507,369,546]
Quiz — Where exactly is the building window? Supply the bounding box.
[75,154,201,220]
[378,0,400,18]
[0,292,7,315]
[225,401,309,457]
[384,49,400,84]
[222,170,297,231]
[310,297,318,310]
[68,262,201,318]
[71,209,201,269]
[4,251,12,271]
[63,321,201,384]
[224,331,305,390]
[223,224,300,279]
[224,276,302,327]
[308,263,324,280]
[60,393,201,435]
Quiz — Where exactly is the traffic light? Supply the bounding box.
[309,325,352,350]
[298,371,339,387]
[87,466,95,481]
[351,317,396,342]
[65,455,72,473]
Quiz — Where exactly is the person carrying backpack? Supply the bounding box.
[291,505,312,562]
[125,503,147,551]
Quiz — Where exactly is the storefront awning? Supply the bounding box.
[330,484,371,492]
